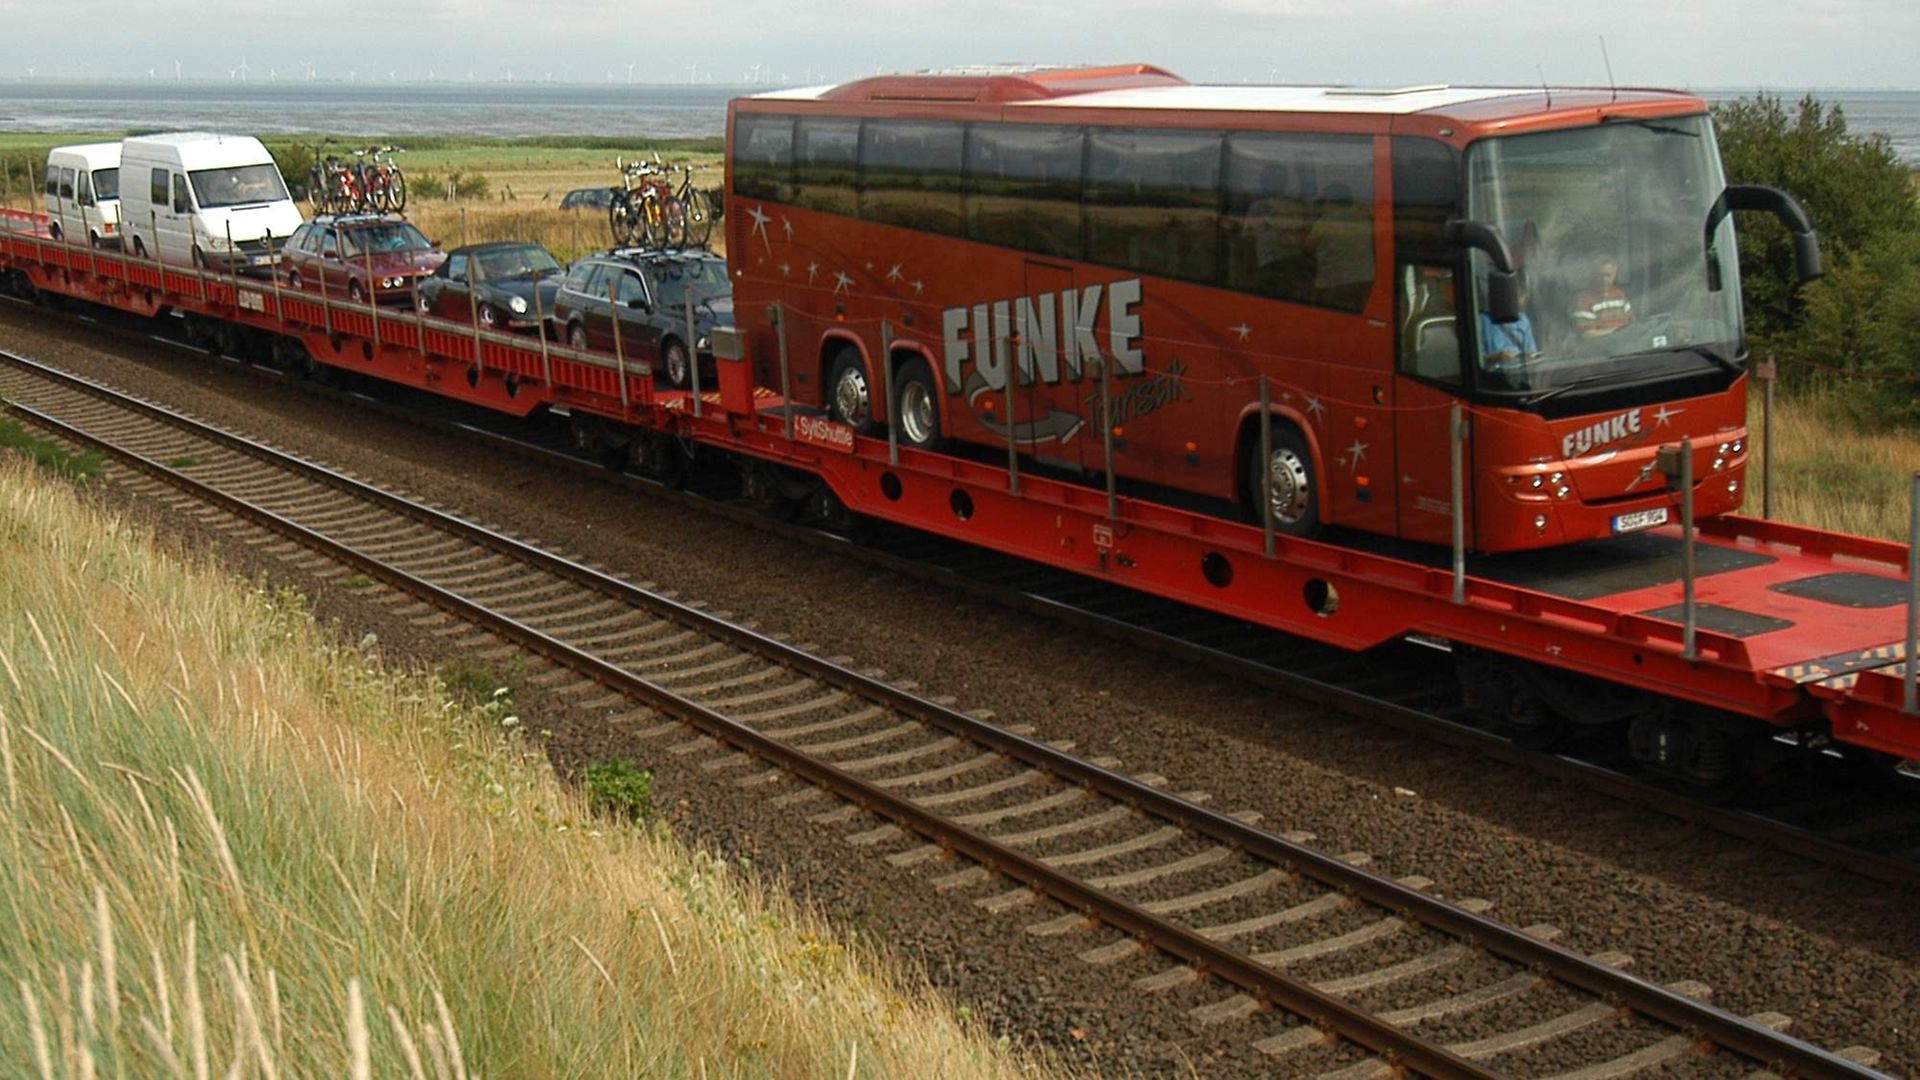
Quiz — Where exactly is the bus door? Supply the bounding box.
[1018,260,1087,472]
[1392,263,1474,546]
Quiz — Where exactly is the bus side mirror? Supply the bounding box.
[1483,271,1522,325]
[1708,185,1823,286]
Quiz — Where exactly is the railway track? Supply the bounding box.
[0,345,1893,1078]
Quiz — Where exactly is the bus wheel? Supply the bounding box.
[893,356,943,450]
[1245,422,1319,537]
[827,348,879,434]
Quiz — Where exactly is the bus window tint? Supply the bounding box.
[794,117,860,217]
[1085,128,1222,284]
[858,120,965,236]
[1391,138,1458,260]
[732,114,794,202]
[1222,133,1375,312]
[965,124,1085,261]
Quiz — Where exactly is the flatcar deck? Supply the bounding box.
[3,211,1914,766]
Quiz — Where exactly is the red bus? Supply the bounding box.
[724,64,1818,552]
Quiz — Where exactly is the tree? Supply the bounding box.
[1714,94,1920,414]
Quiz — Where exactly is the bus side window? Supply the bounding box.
[965,123,1084,261]
[793,117,860,217]
[1084,128,1221,284]
[1222,133,1374,312]
[733,114,795,203]
[858,119,965,238]
[1399,264,1462,385]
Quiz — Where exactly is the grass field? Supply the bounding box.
[1749,385,1920,542]
[0,456,1051,1078]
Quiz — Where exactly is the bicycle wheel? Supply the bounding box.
[387,169,407,213]
[660,195,687,248]
[307,165,327,211]
[608,192,634,247]
[681,188,714,247]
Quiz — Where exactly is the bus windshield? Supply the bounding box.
[1464,114,1741,397]
[188,164,289,209]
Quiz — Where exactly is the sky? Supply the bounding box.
[0,0,1914,90]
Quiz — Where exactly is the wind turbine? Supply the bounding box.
[625,62,636,85]
[146,67,156,80]
[687,63,697,85]
[231,55,251,83]
[388,69,398,83]
[174,59,182,81]
[268,67,278,82]
[302,59,315,81]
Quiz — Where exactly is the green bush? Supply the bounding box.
[411,169,492,202]
[1714,94,1920,423]
[580,759,655,821]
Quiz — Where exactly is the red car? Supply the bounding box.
[280,214,445,306]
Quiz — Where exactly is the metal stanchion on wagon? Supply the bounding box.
[769,302,793,441]
[1758,356,1777,519]
[880,319,898,466]
[1001,334,1019,496]
[1103,357,1119,522]
[686,292,704,419]
[1906,471,1918,716]
[1658,438,1699,661]
[1258,378,1275,557]
[1451,403,1468,605]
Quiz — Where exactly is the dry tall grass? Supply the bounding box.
[0,459,1050,1079]
[1748,385,1920,542]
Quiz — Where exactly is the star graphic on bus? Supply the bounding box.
[806,262,820,283]
[1304,396,1326,422]
[1652,404,1684,427]
[781,217,794,241]
[911,280,925,294]
[832,270,855,294]
[747,204,772,248]
[1343,439,1370,471]
[886,264,904,282]
[1229,323,1251,342]
[778,263,791,277]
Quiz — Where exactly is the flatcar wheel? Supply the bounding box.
[1628,712,1748,803]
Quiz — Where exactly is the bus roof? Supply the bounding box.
[745,65,1704,127]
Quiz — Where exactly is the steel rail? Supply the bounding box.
[0,347,1890,1080]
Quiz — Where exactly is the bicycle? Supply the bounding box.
[609,154,684,248]
[667,163,714,247]
[308,148,364,214]
[359,145,408,213]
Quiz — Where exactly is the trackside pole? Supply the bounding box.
[1451,403,1467,604]
[1001,334,1019,496]
[1104,356,1119,521]
[686,292,703,419]
[1258,378,1274,555]
[770,303,793,441]
[880,319,897,465]
[1758,357,1776,519]
[1906,471,1918,715]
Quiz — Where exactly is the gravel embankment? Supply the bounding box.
[4,304,1915,1076]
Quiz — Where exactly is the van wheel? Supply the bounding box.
[191,246,207,269]
[569,323,588,350]
[132,237,148,258]
[48,223,62,242]
[893,356,944,450]
[1245,421,1320,537]
[826,347,878,434]
[88,231,101,248]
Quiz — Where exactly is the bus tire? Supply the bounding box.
[1245,420,1320,538]
[826,347,879,435]
[892,355,943,450]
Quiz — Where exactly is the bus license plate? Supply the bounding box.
[1611,507,1669,534]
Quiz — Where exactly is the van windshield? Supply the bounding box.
[188,164,288,209]
[92,168,120,201]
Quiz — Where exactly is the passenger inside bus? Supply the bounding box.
[1479,280,1540,371]
[1571,256,1635,338]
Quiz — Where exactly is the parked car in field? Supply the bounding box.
[280,214,445,306]
[550,248,733,388]
[43,142,123,248]
[415,241,564,332]
[558,187,616,211]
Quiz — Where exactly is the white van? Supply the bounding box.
[119,132,304,273]
[42,143,123,248]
